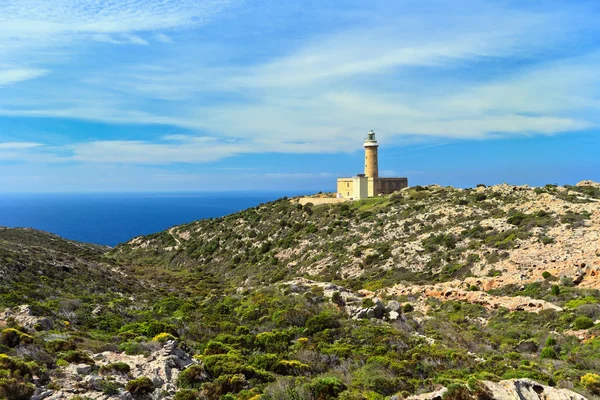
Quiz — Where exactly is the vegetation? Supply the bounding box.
[1,184,599,399]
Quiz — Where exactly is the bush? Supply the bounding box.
[46,339,76,353]
[581,373,600,395]
[177,365,207,389]
[58,350,94,365]
[173,389,202,400]
[0,378,36,400]
[125,377,155,397]
[0,329,23,348]
[100,362,131,375]
[308,377,347,400]
[551,285,561,296]
[305,311,342,334]
[403,304,414,313]
[100,380,121,396]
[540,347,557,359]
[331,292,344,306]
[574,316,594,330]
[152,333,176,343]
[0,329,33,348]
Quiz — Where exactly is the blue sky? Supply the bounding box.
[1,0,599,192]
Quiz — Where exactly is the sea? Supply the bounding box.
[0,192,302,247]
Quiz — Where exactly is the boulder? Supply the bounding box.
[386,300,401,312]
[483,378,586,400]
[407,379,586,400]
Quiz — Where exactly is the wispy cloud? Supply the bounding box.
[0,142,44,150]
[154,33,173,44]
[0,68,48,86]
[0,0,599,168]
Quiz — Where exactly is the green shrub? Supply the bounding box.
[125,377,155,397]
[100,380,121,396]
[403,304,414,313]
[551,285,560,296]
[331,292,344,306]
[574,316,594,330]
[0,378,35,400]
[545,337,556,347]
[100,362,131,375]
[362,298,375,308]
[305,311,342,334]
[177,365,207,389]
[540,347,557,359]
[45,339,76,353]
[58,350,94,365]
[173,389,202,400]
[565,297,598,309]
[308,377,347,400]
[0,329,33,348]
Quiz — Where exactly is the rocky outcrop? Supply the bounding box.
[406,379,587,400]
[36,340,201,400]
[387,284,563,313]
[1,305,53,331]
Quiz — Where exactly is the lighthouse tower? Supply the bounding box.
[336,130,407,199]
[364,130,379,178]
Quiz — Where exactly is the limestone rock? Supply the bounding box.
[386,300,401,312]
[1,305,53,331]
[407,379,586,400]
[482,378,587,400]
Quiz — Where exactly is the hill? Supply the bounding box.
[1,182,600,400]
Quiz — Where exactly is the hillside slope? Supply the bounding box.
[113,181,600,293]
[1,182,600,400]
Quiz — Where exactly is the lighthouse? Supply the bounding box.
[364,130,379,178]
[336,130,408,199]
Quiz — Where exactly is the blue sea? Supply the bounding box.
[0,192,300,247]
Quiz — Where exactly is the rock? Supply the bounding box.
[409,379,586,400]
[32,389,54,400]
[406,387,447,400]
[1,305,53,331]
[516,339,539,353]
[576,180,600,188]
[373,300,386,319]
[386,300,401,312]
[572,269,586,285]
[355,309,370,319]
[75,364,92,375]
[482,378,587,400]
[388,311,400,320]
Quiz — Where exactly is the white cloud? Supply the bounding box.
[92,34,149,45]
[155,33,173,43]
[0,68,48,86]
[0,0,599,166]
[0,142,44,150]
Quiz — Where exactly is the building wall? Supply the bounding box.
[337,178,354,198]
[375,178,408,195]
[367,177,375,197]
[352,176,369,199]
